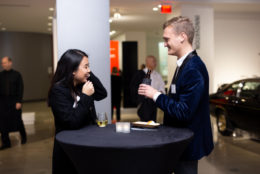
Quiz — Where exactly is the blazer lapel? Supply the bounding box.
[168,50,198,95]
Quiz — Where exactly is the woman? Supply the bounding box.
[48,49,107,174]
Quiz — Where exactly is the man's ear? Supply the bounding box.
[180,32,187,43]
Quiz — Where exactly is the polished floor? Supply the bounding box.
[0,101,260,174]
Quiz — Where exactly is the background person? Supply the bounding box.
[48,49,107,174]
[131,55,165,122]
[0,56,27,150]
[111,67,122,122]
[138,16,214,174]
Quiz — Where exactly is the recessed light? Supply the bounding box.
[48,28,52,31]
[110,30,116,36]
[49,7,54,11]
[158,4,162,8]
[48,16,53,20]
[109,18,113,23]
[1,27,6,31]
[113,12,121,19]
[48,23,52,26]
[153,7,158,11]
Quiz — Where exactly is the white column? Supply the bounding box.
[56,0,111,122]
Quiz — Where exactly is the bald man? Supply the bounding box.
[130,55,165,122]
[0,57,27,150]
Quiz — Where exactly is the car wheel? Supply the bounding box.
[216,110,233,136]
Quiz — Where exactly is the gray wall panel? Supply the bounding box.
[0,32,52,101]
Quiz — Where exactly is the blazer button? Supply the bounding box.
[89,106,93,111]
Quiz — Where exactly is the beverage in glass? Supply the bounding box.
[97,112,108,127]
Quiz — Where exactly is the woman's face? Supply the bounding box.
[73,56,91,85]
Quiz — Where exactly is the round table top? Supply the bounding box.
[56,124,193,149]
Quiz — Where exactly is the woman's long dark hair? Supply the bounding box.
[47,49,88,106]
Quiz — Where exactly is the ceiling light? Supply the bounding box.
[1,27,6,31]
[153,7,159,11]
[110,30,116,36]
[49,7,54,11]
[113,12,121,19]
[158,4,162,8]
[109,18,113,23]
[48,22,52,26]
[48,16,53,20]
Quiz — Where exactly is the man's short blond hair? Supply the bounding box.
[163,16,194,44]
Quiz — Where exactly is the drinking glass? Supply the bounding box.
[96,112,108,127]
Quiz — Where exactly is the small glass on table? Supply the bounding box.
[96,112,108,127]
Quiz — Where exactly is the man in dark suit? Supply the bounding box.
[138,16,214,174]
[0,56,27,150]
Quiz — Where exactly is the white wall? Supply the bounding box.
[214,12,260,92]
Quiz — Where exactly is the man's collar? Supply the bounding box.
[176,50,194,67]
[143,67,148,73]
[143,67,154,73]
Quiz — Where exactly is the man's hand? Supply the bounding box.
[138,84,158,99]
[16,103,22,110]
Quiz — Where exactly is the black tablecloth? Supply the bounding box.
[56,124,193,174]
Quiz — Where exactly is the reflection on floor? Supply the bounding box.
[0,101,260,174]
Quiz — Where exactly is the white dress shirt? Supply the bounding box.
[143,67,165,94]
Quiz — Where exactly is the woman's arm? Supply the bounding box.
[88,72,107,101]
[50,84,93,130]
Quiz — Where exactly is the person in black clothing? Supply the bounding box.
[0,56,27,150]
[48,49,107,174]
[111,67,122,121]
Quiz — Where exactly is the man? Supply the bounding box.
[0,57,27,150]
[131,55,165,122]
[138,16,214,174]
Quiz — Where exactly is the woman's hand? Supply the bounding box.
[82,81,95,96]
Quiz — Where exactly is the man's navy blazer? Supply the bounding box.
[156,51,214,160]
